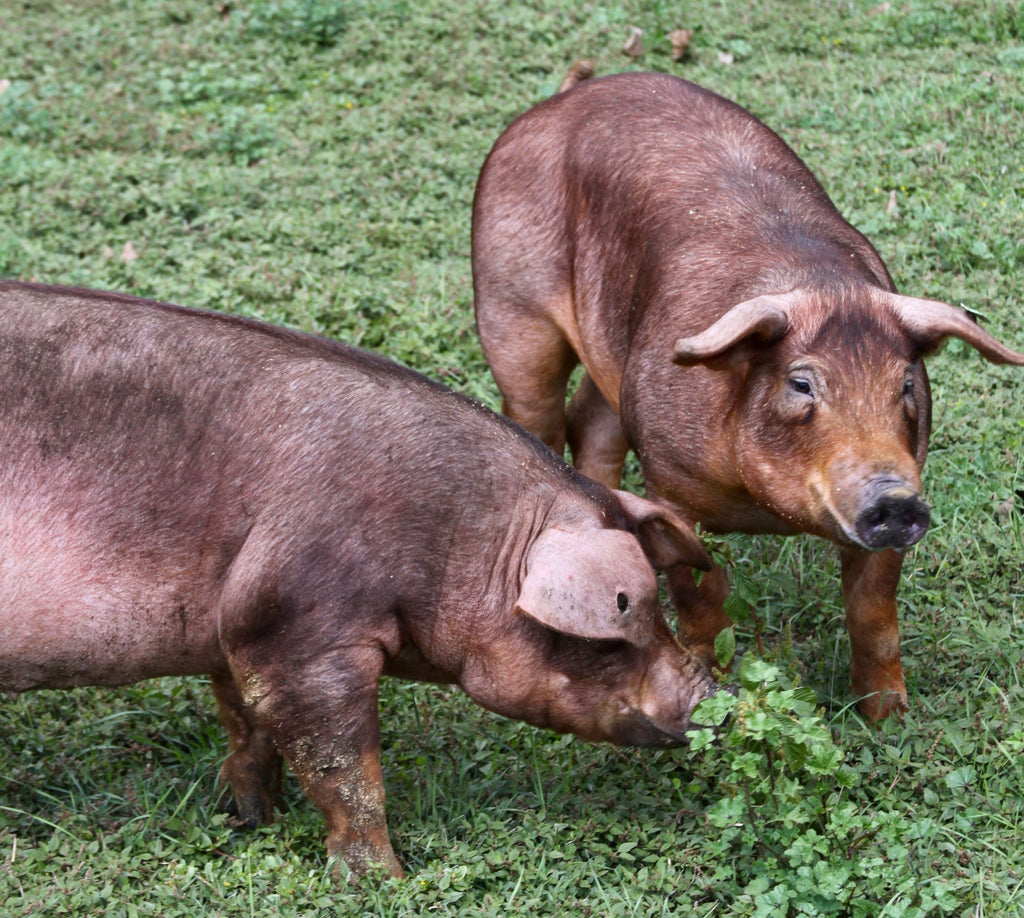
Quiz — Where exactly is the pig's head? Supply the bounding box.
[505,492,719,746]
[672,287,1024,550]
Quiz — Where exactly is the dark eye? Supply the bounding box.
[616,592,629,613]
[789,377,812,396]
[902,374,919,421]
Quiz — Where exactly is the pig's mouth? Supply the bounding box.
[611,708,692,747]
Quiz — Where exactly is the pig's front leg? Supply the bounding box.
[226,641,403,878]
[212,672,284,826]
[840,547,908,721]
[665,561,733,669]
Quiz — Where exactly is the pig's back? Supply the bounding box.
[475,71,888,346]
[483,72,829,218]
[0,282,597,690]
[0,283,301,688]
[0,282,592,576]
[0,281,573,487]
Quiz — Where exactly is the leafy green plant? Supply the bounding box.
[243,0,353,48]
[690,659,960,917]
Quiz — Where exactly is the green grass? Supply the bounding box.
[1,0,1023,914]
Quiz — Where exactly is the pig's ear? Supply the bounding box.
[672,292,793,369]
[513,527,657,646]
[613,490,711,571]
[883,292,1024,365]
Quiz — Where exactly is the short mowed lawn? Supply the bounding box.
[1,1,1022,915]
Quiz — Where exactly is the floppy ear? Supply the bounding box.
[882,291,1024,364]
[513,527,657,646]
[672,292,794,369]
[613,490,711,571]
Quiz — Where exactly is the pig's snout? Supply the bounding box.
[625,652,721,747]
[855,479,930,551]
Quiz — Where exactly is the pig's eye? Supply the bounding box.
[616,592,629,613]
[902,373,919,421]
[788,377,812,396]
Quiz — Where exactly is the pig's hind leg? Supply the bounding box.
[212,672,284,827]
[566,373,630,488]
[476,302,578,456]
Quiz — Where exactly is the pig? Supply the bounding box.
[471,70,1024,722]
[0,280,718,878]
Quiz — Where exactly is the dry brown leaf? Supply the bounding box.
[623,27,644,59]
[120,241,139,262]
[900,140,948,161]
[669,29,693,61]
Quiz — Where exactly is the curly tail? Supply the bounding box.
[557,60,595,94]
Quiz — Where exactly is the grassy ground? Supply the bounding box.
[1,0,1022,915]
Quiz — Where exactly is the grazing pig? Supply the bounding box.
[472,70,1024,721]
[0,281,718,878]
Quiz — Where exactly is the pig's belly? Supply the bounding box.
[0,536,223,692]
[0,601,223,692]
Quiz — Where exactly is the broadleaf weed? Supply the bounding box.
[691,661,960,916]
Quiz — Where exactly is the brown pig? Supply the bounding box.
[0,281,718,878]
[472,70,1024,721]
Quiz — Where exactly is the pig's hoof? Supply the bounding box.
[218,785,281,828]
[856,689,908,723]
[216,759,284,827]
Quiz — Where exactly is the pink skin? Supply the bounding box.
[0,281,718,878]
[473,70,1024,721]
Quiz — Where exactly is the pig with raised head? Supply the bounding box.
[0,281,717,878]
[472,70,1024,721]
